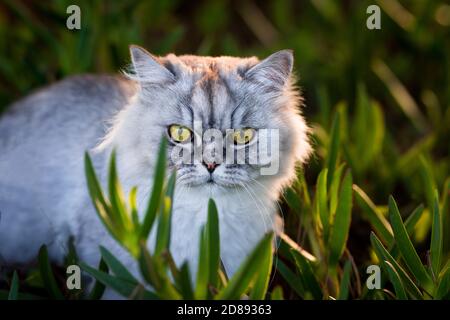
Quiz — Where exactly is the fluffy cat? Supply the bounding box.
[0,46,311,296]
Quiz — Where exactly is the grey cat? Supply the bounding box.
[0,46,311,297]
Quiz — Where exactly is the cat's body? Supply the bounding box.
[0,75,136,268]
[0,48,311,297]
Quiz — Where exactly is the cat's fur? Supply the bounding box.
[0,46,311,296]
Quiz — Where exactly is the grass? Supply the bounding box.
[0,0,449,299]
[1,131,448,300]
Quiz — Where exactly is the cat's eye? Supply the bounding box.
[231,128,255,145]
[168,124,192,143]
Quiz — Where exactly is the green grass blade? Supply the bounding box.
[163,251,180,287]
[138,242,162,290]
[177,263,194,299]
[84,151,109,212]
[338,260,352,300]
[140,137,167,239]
[435,265,450,299]
[129,186,140,227]
[353,184,393,244]
[441,178,450,256]
[276,259,306,297]
[108,150,129,230]
[296,170,312,209]
[328,170,353,269]
[329,164,345,218]
[270,286,284,300]
[88,258,108,300]
[418,156,436,211]
[195,225,209,299]
[291,249,322,299]
[139,250,180,299]
[284,186,302,214]
[370,233,422,299]
[384,261,408,299]
[277,232,317,263]
[80,262,157,299]
[100,246,138,283]
[326,112,340,188]
[84,152,118,239]
[154,171,176,256]
[216,233,273,300]
[389,204,424,258]
[249,240,273,300]
[430,192,442,278]
[38,245,64,300]
[388,196,433,288]
[8,271,19,300]
[206,199,220,288]
[405,204,424,235]
[316,169,329,241]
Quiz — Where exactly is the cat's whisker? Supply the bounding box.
[237,182,267,236]
[248,177,285,229]
[240,182,270,235]
[248,183,273,232]
[246,178,283,289]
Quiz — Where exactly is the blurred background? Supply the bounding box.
[0,0,448,273]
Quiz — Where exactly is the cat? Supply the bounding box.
[0,45,311,297]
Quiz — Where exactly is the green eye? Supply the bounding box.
[168,124,192,143]
[232,128,255,145]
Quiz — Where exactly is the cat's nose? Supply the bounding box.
[203,161,219,173]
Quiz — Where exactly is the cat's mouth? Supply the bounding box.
[183,174,238,188]
[203,174,247,188]
[176,166,252,188]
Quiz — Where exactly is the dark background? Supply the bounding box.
[1,0,448,208]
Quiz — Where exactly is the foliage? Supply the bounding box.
[2,139,275,300]
[279,109,449,299]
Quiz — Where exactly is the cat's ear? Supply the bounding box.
[244,50,293,89]
[128,45,175,84]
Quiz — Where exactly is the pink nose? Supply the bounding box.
[203,161,218,173]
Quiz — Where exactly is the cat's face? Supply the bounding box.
[123,46,311,192]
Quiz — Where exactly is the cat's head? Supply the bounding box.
[111,45,311,194]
